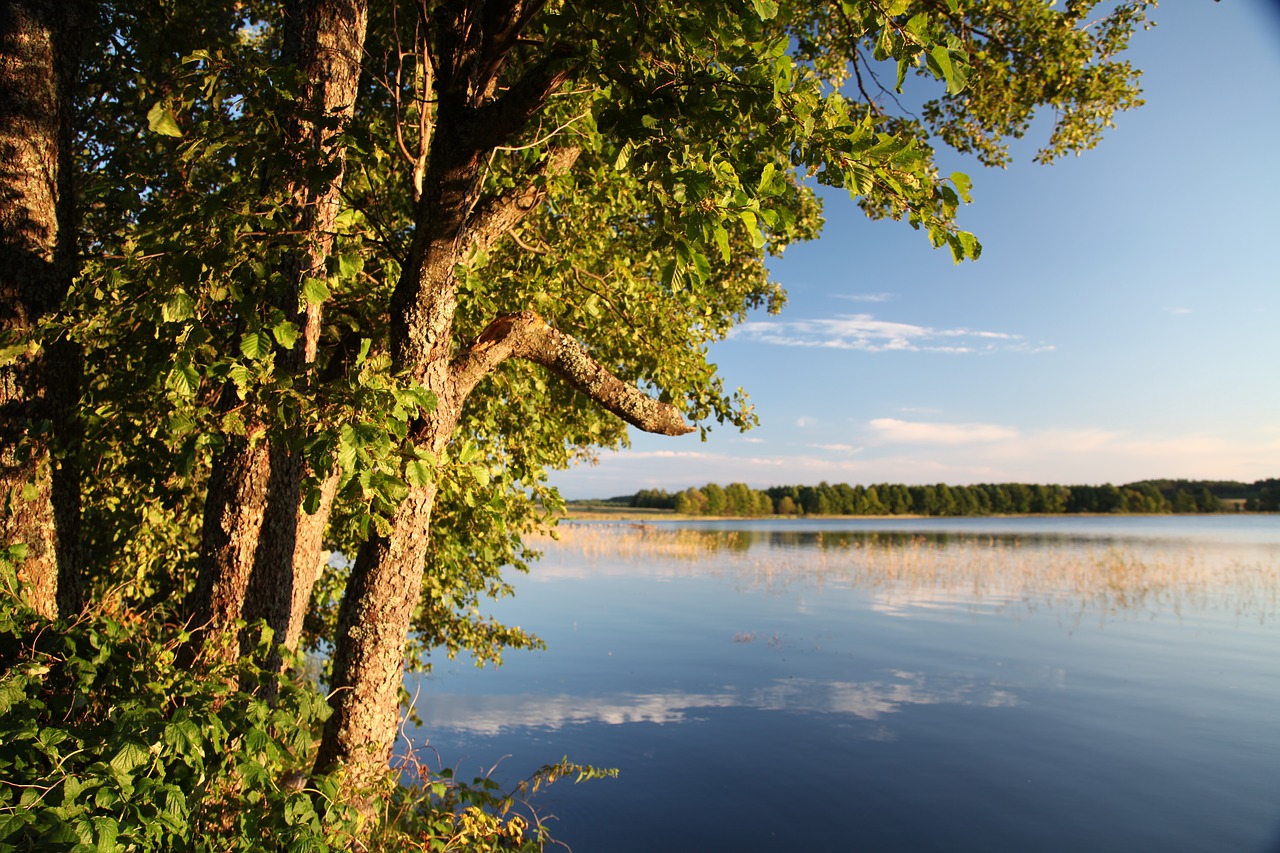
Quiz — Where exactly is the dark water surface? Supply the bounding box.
[405,516,1280,852]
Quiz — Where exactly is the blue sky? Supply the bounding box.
[551,1,1280,499]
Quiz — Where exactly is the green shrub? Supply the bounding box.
[0,547,604,851]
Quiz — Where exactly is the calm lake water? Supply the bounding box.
[405,516,1280,852]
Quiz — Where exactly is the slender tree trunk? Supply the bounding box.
[312,104,482,801]
[0,0,82,619]
[187,0,367,661]
[312,455,448,794]
[188,435,271,656]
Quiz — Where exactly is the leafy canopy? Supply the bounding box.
[63,0,1152,663]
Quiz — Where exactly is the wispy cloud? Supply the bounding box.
[795,417,817,428]
[1165,306,1192,315]
[417,673,1016,736]
[868,418,1020,445]
[833,292,895,303]
[811,443,861,453]
[728,314,1048,353]
[616,450,788,467]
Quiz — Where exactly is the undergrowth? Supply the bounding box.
[0,545,606,851]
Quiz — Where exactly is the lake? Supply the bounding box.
[405,516,1280,852]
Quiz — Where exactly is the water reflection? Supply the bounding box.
[531,520,1280,621]
[412,518,1280,853]
[423,671,1020,736]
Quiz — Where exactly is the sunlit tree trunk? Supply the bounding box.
[314,101,690,812]
[0,0,83,619]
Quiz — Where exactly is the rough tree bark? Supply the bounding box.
[314,312,692,795]
[0,0,83,619]
[187,0,367,662]
[313,0,693,805]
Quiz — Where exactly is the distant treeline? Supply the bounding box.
[609,478,1280,517]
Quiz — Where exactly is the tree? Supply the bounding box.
[861,485,886,515]
[703,482,729,517]
[0,0,85,619]
[674,486,709,516]
[184,0,371,668]
[3,0,1156,824]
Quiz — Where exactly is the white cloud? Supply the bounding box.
[1165,306,1193,315]
[728,313,1044,354]
[795,416,817,428]
[868,418,1020,445]
[413,673,1017,736]
[607,449,787,467]
[811,443,861,453]
[833,292,895,303]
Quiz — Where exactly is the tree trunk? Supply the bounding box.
[187,0,367,661]
[312,463,447,794]
[0,0,82,619]
[187,435,271,659]
[311,0,644,809]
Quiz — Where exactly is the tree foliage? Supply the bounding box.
[623,477,1269,517]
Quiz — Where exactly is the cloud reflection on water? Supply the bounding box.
[420,671,1019,736]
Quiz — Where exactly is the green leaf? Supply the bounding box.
[456,441,480,465]
[301,277,330,307]
[333,207,361,231]
[337,428,357,472]
[146,102,183,137]
[161,291,195,323]
[739,209,763,248]
[109,741,150,775]
[690,250,711,284]
[848,163,874,195]
[405,459,433,488]
[950,171,973,204]
[750,0,778,20]
[613,141,635,171]
[337,253,364,279]
[929,46,967,95]
[165,365,200,398]
[239,331,273,360]
[713,224,731,263]
[92,816,120,851]
[273,320,300,349]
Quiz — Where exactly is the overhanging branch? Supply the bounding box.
[450,311,694,436]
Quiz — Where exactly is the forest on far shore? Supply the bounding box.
[588,479,1280,518]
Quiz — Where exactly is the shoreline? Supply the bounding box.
[558,506,1266,522]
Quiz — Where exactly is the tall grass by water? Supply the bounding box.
[529,522,1279,624]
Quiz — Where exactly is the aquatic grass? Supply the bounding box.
[531,523,1280,622]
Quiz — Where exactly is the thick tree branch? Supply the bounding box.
[472,47,576,149]
[465,145,579,255]
[450,311,694,436]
